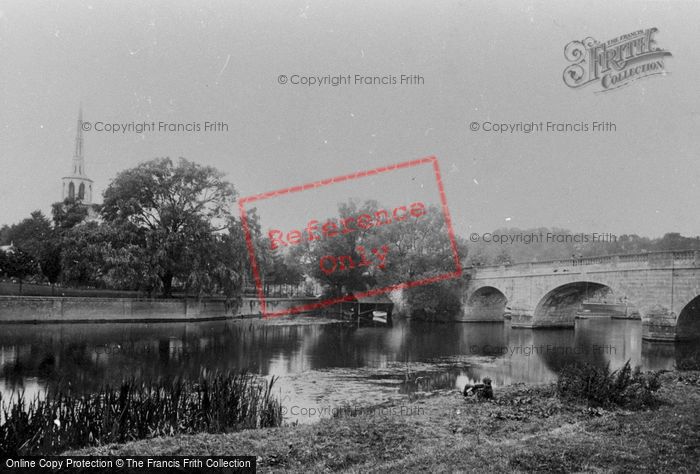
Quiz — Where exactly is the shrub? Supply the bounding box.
[675,350,700,371]
[556,360,660,409]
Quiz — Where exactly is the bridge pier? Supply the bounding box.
[642,308,680,342]
[642,322,677,342]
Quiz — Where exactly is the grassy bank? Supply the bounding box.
[67,370,700,472]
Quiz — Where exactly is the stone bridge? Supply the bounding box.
[462,250,700,341]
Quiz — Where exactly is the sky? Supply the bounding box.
[1,0,699,239]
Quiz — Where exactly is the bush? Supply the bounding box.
[556,360,660,409]
[405,278,463,321]
[0,370,282,456]
[675,350,700,371]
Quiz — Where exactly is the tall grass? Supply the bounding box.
[556,360,661,409]
[0,370,282,455]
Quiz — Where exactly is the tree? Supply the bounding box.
[299,200,381,297]
[60,221,109,287]
[2,248,37,293]
[494,248,512,265]
[0,211,61,286]
[365,203,465,286]
[404,277,463,321]
[101,157,237,297]
[286,198,468,316]
[0,250,7,277]
[263,250,304,295]
[99,222,162,293]
[2,211,52,260]
[654,233,700,251]
[0,225,10,244]
[229,209,264,294]
[38,237,62,289]
[51,198,92,230]
[365,203,467,319]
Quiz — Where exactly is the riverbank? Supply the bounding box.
[68,370,700,472]
[0,295,320,323]
[237,313,349,326]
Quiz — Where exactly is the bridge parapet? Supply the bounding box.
[467,250,699,279]
[671,250,699,263]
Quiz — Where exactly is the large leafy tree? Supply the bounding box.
[0,211,63,286]
[2,211,52,257]
[299,200,382,297]
[98,222,161,292]
[364,203,465,285]
[60,221,109,287]
[289,199,468,316]
[364,203,467,319]
[0,248,37,293]
[101,157,236,297]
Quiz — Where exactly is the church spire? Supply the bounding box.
[73,105,85,176]
[74,105,83,160]
[62,105,93,204]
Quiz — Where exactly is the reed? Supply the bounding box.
[0,370,282,455]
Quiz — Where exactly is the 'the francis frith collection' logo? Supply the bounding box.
[563,28,672,92]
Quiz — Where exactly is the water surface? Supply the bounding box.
[0,317,696,423]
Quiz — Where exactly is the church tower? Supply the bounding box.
[61,107,94,204]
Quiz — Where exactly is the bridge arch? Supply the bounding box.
[676,295,700,341]
[533,281,614,327]
[466,285,508,321]
[465,251,699,338]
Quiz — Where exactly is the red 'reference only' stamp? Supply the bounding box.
[238,156,462,318]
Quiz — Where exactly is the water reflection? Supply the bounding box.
[0,318,696,422]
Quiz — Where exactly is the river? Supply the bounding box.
[0,317,697,423]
